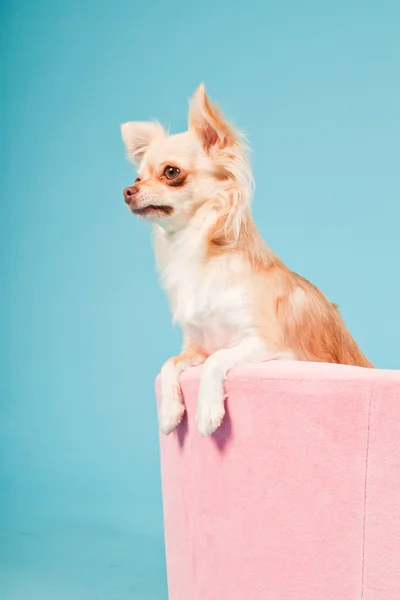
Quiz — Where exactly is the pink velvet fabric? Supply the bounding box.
[156,361,400,600]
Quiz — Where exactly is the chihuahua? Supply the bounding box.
[121,84,372,437]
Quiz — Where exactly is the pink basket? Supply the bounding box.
[157,361,400,600]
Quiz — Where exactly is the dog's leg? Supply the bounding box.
[196,337,279,437]
[159,345,206,435]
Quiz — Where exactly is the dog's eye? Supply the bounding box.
[164,166,180,180]
[135,177,141,183]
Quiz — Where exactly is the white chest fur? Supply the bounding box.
[154,226,251,354]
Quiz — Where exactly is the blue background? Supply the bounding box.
[1,0,399,598]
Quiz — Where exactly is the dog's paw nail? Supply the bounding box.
[159,402,185,435]
[196,404,225,437]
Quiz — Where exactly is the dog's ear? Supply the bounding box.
[188,83,236,154]
[121,121,166,164]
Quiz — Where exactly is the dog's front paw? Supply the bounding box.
[196,402,225,437]
[196,381,226,437]
[159,398,185,435]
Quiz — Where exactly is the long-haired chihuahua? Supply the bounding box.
[121,84,372,437]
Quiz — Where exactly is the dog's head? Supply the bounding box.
[121,84,252,235]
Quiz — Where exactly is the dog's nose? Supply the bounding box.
[123,185,139,204]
